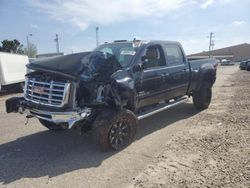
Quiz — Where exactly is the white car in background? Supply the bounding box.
[221,59,234,66]
[0,52,29,91]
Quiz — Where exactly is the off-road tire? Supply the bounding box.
[193,81,212,110]
[92,109,138,151]
[39,119,66,131]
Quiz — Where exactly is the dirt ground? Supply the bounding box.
[130,67,250,188]
[0,65,249,188]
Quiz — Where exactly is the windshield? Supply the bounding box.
[94,43,137,67]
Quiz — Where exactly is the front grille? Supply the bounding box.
[24,78,71,107]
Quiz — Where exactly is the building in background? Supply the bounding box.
[188,43,250,62]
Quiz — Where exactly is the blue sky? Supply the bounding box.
[0,0,249,55]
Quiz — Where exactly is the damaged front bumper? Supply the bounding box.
[6,97,91,129]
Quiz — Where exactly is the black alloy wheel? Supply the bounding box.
[92,109,138,151]
[109,119,132,150]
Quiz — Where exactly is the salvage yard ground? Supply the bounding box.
[0,65,249,188]
[130,66,250,188]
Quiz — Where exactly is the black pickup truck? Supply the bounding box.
[6,40,217,151]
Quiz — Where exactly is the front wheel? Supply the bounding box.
[92,109,138,151]
[192,81,212,110]
[39,119,67,131]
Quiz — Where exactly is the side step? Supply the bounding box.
[137,97,189,120]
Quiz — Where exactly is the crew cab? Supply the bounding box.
[6,40,217,151]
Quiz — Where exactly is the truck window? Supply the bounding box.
[143,45,166,69]
[94,43,137,67]
[164,45,184,65]
[100,47,113,54]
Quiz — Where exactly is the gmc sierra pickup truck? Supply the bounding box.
[6,40,217,151]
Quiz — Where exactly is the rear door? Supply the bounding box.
[163,44,189,98]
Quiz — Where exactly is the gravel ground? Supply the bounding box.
[0,65,248,188]
[130,67,250,188]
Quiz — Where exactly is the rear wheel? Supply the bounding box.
[39,119,67,131]
[92,109,138,151]
[193,81,212,110]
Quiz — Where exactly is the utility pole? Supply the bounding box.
[54,34,60,53]
[26,34,32,57]
[211,39,215,51]
[96,27,99,47]
[208,32,215,58]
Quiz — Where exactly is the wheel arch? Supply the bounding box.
[195,68,216,92]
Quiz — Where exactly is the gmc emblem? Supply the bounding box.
[32,86,48,95]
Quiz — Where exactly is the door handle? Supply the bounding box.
[161,73,169,81]
[161,72,169,76]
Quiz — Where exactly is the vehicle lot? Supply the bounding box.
[0,65,249,188]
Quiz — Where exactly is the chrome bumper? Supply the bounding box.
[19,107,91,129]
[6,97,91,129]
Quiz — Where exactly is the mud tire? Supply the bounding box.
[193,81,212,110]
[92,109,138,151]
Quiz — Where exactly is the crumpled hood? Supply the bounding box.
[27,51,123,81]
[27,52,91,78]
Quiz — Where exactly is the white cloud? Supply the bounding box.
[26,0,239,30]
[26,0,190,30]
[200,0,215,9]
[232,20,246,26]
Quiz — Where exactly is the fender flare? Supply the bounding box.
[195,65,216,92]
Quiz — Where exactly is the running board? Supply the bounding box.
[137,97,188,120]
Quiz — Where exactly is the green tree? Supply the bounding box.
[0,39,24,54]
[24,43,38,58]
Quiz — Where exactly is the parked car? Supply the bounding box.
[6,40,217,151]
[221,59,234,66]
[246,61,250,71]
[240,59,250,70]
[0,52,29,92]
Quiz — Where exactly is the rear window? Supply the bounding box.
[164,45,184,65]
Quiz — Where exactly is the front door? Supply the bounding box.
[136,44,168,108]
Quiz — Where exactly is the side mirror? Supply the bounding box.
[133,63,144,72]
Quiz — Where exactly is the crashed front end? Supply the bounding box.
[5,51,130,130]
[6,72,92,129]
